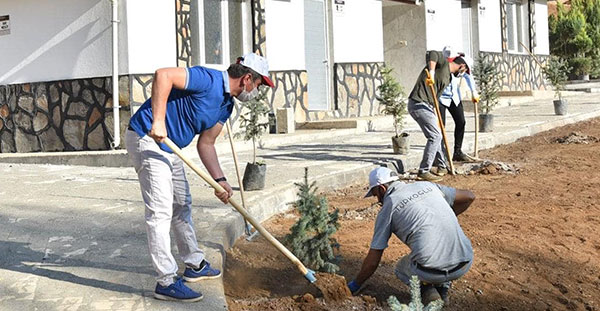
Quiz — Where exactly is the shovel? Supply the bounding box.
[163,137,317,283]
[424,69,456,175]
[224,120,259,241]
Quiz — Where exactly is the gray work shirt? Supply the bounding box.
[370,181,473,270]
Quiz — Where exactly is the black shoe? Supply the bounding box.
[435,282,451,305]
[420,283,442,305]
[454,152,477,162]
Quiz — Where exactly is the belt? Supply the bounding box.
[416,261,468,275]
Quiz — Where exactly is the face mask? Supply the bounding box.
[453,67,466,78]
[236,80,259,102]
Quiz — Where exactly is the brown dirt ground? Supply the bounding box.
[224,118,600,311]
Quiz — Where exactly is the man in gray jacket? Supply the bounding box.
[347,167,475,305]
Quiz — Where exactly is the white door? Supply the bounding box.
[304,0,330,111]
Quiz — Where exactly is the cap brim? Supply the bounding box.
[364,186,375,198]
[262,76,274,88]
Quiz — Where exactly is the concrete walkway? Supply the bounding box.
[1,92,599,311]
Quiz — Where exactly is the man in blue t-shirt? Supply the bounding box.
[125,53,274,302]
[347,167,475,306]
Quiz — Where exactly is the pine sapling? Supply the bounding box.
[472,58,502,115]
[387,276,444,311]
[543,56,571,100]
[235,88,270,164]
[284,168,340,273]
[377,66,408,137]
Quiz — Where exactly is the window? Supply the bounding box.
[505,0,530,53]
[198,0,251,68]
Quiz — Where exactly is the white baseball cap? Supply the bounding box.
[237,53,274,87]
[364,167,400,198]
[461,55,474,74]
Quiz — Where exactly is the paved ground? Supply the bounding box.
[1,92,599,310]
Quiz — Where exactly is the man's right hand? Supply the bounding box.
[214,181,233,204]
[149,121,167,143]
[425,77,435,87]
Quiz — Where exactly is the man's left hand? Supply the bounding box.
[215,181,233,204]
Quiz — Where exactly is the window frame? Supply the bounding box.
[505,0,530,54]
[197,0,252,70]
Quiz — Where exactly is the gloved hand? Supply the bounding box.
[347,280,361,295]
[472,96,480,104]
[425,77,435,87]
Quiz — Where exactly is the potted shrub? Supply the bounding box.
[236,88,270,191]
[473,58,502,132]
[543,55,571,115]
[376,66,409,154]
[571,56,592,81]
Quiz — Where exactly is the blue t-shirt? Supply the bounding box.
[128,66,234,152]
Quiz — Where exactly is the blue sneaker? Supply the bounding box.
[154,278,203,302]
[183,261,222,282]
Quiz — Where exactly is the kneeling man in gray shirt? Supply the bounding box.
[347,167,475,305]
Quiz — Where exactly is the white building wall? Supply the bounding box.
[265,0,305,71]
[332,0,383,63]
[477,0,502,53]
[124,0,176,74]
[0,0,176,86]
[0,0,112,85]
[534,0,549,55]
[425,0,462,51]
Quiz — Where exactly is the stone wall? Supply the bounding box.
[251,0,267,56]
[0,78,131,153]
[479,52,549,92]
[264,63,384,123]
[265,71,308,122]
[333,62,384,118]
[176,0,193,67]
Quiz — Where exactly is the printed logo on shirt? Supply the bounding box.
[396,186,434,209]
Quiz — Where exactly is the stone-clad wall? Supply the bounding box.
[479,52,549,92]
[266,71,308,122]
[130,75,154,111]
[0,78,131,153]
[264,63,383,122]
[333,63,383,119]
[251,0,267,56]
[176,0,193,67]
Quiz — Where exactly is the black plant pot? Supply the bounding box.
[479,114,494,132]
[553,99,568,115]
[242,162,267,191]
[391,132,410,154]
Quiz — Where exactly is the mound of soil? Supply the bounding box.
[313,273,351,302]
[554,131,599,144]
[225,118,600,311]
[466,161,520,175]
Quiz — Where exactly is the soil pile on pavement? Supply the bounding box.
[467,160,520,175]
[553,131,599,144]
